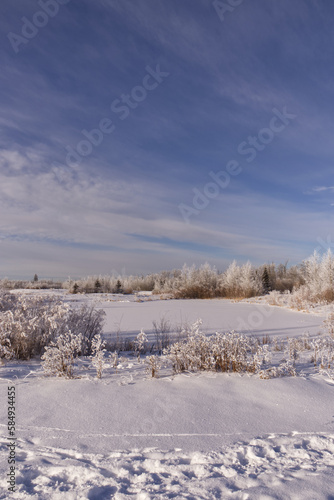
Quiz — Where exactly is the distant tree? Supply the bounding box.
[262,267,271,294]
[72,283,79,294]
[115,279,122,293]
[33,274,38,282]
[94,279,101,293]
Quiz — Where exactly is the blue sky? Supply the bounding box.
[1,0,334,278]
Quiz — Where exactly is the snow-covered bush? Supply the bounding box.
[111,351,119,372]
[0,293,105,360]
[152,316,171,353]
[0,295,70,359]
[0,331,13,361]
[164,320,269,375]
[311,337,334,371]
[41,332,82,378]
[64,304,106,355]
[134,329,148,361]
[288,285,313,310]
[145,355,161,378]
[0,289,17,311]
[91,334,107,379]
[258,360,297,379]
[266,290,283,306]
[323,310,334,338]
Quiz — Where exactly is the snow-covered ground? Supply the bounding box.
[1,292,334,499]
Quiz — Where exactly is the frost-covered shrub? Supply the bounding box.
[134,329,148,361]
[152,317,171,353]
[0,331,13,361]
[0,295,70,360]
[0,293,105,360]
[258,360,297,379]
[145,355,161,378]
[41,332,82,378]
[288,286,311,310]
[311,337,334,371]
[111,351,119,372]
[91,334,107,379]
[164,320,269,374]
[323,310,334,338]
[0,289,17,312]
[64,304,106,355]
[266,290,283,306]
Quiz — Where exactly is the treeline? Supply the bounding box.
[2,250,334,303]
[0,277,63,290]
[62,258,305,298]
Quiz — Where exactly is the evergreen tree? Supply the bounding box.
[262,267,271,294]
[33,274,38,282]
[115,279,122,293]
[94,279,101,293]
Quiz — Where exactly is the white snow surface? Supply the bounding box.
[1,292,334,499]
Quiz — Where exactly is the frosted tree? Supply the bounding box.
[303,251,321,298]
[221,260,240,297]
[239,261,262,297]
[319,249,334,301]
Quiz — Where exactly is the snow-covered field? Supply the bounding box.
[1,292,334,499]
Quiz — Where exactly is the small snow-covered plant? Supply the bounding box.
[153,316,171,353]
[266,290,282,306]
[258,360,296,379]
[134,329,148,361]
[273,336,284,351]
[301,333,311,350]
[286,338,300,366]
[91,334,107,379]
[41,332,82,378]
[252,344,272,372]
[111,351,119,373]
[311,337,322,367]
[165,341,190,373]
[145,355,161,378]
[323,310,334,338]
[314,337,334,371]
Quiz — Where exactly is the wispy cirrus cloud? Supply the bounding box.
[1,0,334,277]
